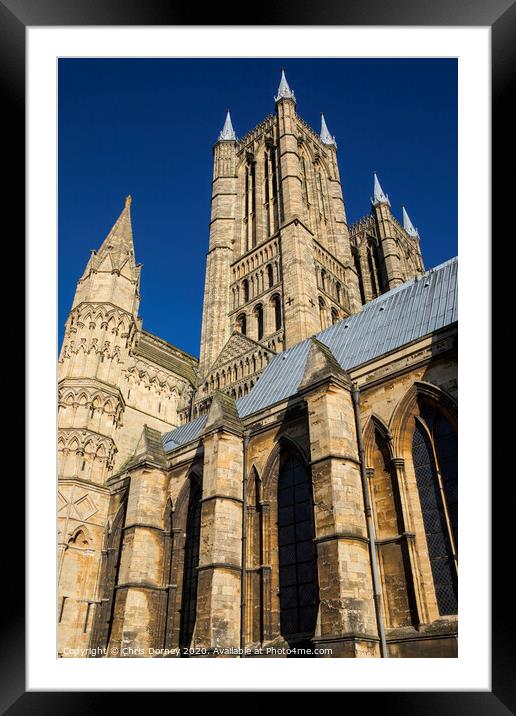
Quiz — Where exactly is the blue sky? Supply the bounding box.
[58,58,457,357]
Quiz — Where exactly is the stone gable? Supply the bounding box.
[210,331,272,371]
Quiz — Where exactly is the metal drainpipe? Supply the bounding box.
[351,383,389,658]
[240,430,250,656]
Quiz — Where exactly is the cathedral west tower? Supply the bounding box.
[57,198,198,656]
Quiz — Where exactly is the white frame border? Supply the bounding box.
[27,26,490,691]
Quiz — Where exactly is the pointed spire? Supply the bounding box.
[98,196,134,255]
[402,206,419,237]
[77,196,140,308]
[372,173,390,207]
[218,110,236,141]
[320,113,337,147]
[275,68,295,103]
[85,196,139,280]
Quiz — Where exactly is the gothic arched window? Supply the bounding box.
[331,307,339,325]
[179,480,202,649]
[264,152,271,237]
[353,249,366,304]
[271,294,282,331]
[255,304,264,341]
[373,242,385,293]
[318,297,326,329]
[264,151,270,202]
[242,279,249,303]
[369,426,417,628]
[270,148,279,229]
[300,156,309,208]
[278,454,318,642]
[367,243,379,298]
[316,172,326,219]
[237,313,247,336]
[412,406,457,615]
[266,264,274,289]
[248,467,263,643]
[367,240,385,297]
[244,157,257,252]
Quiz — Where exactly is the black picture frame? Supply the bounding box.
[5,0,509,710]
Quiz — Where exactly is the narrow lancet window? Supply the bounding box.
[412,407,457,616]
[278,454,318,644]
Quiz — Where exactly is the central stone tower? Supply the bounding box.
[196,71,363,413]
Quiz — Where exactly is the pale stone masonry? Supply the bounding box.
[195,76,424,413]
[299,340,379,656]
[58,70,456,658]
[57,198,198,654]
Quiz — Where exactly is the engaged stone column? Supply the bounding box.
[390,456,429,625]
[281,218,320,347]
[198,134,237,377]
[196,392,244,653]
[276,95,302,222]
[107,426,169,657]
[299,339,380,657]
[373,202,405,289]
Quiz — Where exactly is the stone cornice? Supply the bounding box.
[200,494,243,506]
[299,373,352,398]
[197,562,241,574]
[166,450,204,471]
[230,234,280,271]
[58,427,116,447]
[57,477,110,495]
[115,582,168,592]
[201,424,243,441]
[123,522,165,534]
[105,473,131,491]
[124,456,167,473]
[69,301,136,319]
[375,532,416,546]
[312,633,380,644]
[236,113,276,149]
[310,453,361,468]
[386,618,458,643]
[351,324,457,390]
[58,378,125,408]
[312,236,350,273]
[314,531,369,546]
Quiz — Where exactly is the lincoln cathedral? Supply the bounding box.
[58,70,458,658]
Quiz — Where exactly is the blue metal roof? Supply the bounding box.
[162,414,207,451]
[163,257,457,451]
